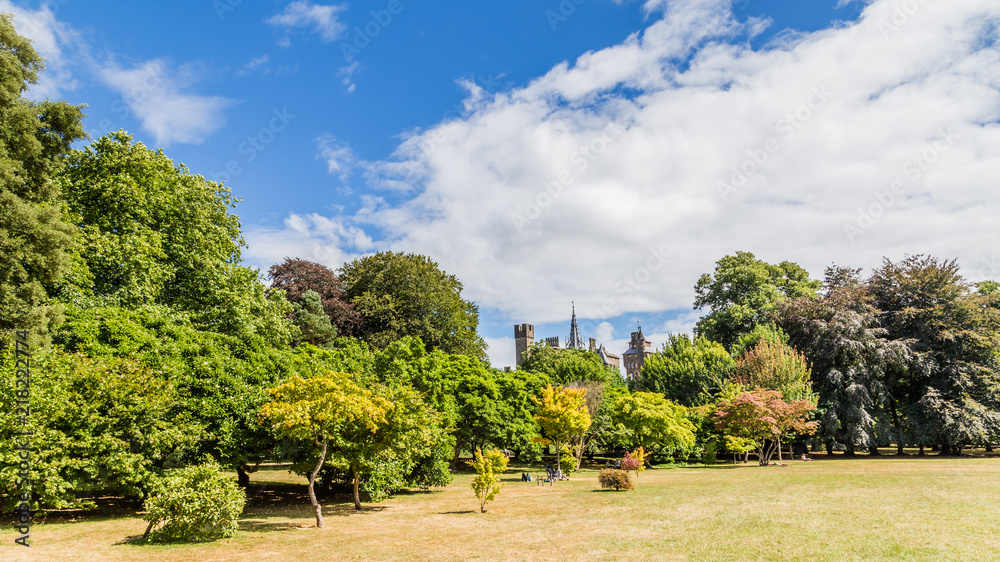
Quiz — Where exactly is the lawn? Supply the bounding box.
[4,454,1000,561]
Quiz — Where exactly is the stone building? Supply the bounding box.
[622,326,653,380]
[513,304,620,371]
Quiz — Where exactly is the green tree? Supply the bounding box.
[467,448,508,513]
[292,290,337,348]
[340,252,486,358]
[259,371,388,527]
[694,252,820,350]
[610,392,696,460]
[634,333,735,407]
[0,347,197,512]
[57,131,294,347]
[141,459,246,543]
[532,385,591,474]
[868,255,1000,454]
[519,342,622,386]
[0,13,86,346]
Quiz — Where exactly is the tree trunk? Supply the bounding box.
[918,444,924,456]
[309,437,328,528]
[869,443,881,456]
[352,467,362,510]
[986,443,994,453]
[825,440,834,455]
[236,466,250,488]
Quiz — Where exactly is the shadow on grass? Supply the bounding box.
[238,519,302,533]
[438,510,476,515]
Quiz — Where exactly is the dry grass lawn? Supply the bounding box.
[4,454,1000,561]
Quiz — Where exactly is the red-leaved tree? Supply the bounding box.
[713,389,817,466]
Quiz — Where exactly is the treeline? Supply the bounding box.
[635,251,1000,457]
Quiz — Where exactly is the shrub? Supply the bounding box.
[702,439,719,465]
[598,469,634,491]
[142,460,246,543]
[559,447,576,475]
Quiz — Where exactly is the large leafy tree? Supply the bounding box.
[634,333,734,407]
[340,252,486,358]
[778,265,909,455]
[0,14,86,346]
[732,340,814,402]
[609,391,696,459]
[57,131,293,347]
[868,255,1000,453]
[694,251,820,350]
[268,257,362,336]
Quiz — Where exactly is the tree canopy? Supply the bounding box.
[634,333,734,407]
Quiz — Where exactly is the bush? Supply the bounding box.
[559,447,576,475]
[598,469,634,491]
[702,439,719,465]
[142,460,246,543]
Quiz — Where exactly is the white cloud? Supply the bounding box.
[1,1,83,98]
[267,1,346,44]
[251,0,1000,328]
[238,55,270,76]
[244,212,374,273]
[316,134,357,180]
[100,59,235,146]
[338,61,359,92]
[484,336,515,370]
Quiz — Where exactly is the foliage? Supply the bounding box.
[610,392,696,458]
[467,448,508,513]
[732,340,814,402]
[701,439,719,465]
[624,447,649,475]
[634,333,734,407]
[694,251,820,350]
[713,389,818,466]
[259,371,388,526]
[291,290,337,348]
[142,459,246,543]
[57,131,295,347]
[268,257,361,336]
[0,347,197,512]
[340,251,486,358]
[55,303,293,478]
[519,342,623,387]
[731,323,790,359]
[532,385,591,471]
[598,469,633,491]
[0,14,86,346]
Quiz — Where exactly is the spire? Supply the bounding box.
[567,302,584,349]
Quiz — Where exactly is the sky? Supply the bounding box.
[6,0,1000,369]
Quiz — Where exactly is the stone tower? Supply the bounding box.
[514,323,534,368]
[623,326,653,380]
[566,302,584,350]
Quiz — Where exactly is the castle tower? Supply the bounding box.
[566,302,584,350]
[514,323,534,368]
[623,326,653,380]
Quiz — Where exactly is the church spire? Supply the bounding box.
[567,302,584,350]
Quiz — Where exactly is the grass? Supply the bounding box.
[4,453,1000,561]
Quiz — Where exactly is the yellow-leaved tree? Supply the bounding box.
[531,385,591,476]
[467,449,508,513]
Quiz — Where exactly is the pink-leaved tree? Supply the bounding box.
[713,389,817,466]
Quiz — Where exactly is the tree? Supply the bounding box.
[0,13,86,347]
[778,265,910,455]
[467,449,508,513]
[609,392,696,460]
[531,385,591,475]
[340,252,486,358]
[268,257,361,336]
[868,255,1000,454]
[732,340,814,402]
[291,290,337,348]
[519,342,622,386]
[57,131,294,347]
[259,371,389,527]
[730,323,790,359]
[141,459,246,543]
[694,252,820,350]
[713,389,818,466]
[634,333,734,407]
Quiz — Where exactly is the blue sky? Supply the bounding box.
[6,0,1000,368]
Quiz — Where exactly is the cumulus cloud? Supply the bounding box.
[1,0,83,98]
[250,0,1000,330]
[267,1,347,44]
[100,59,235,146]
